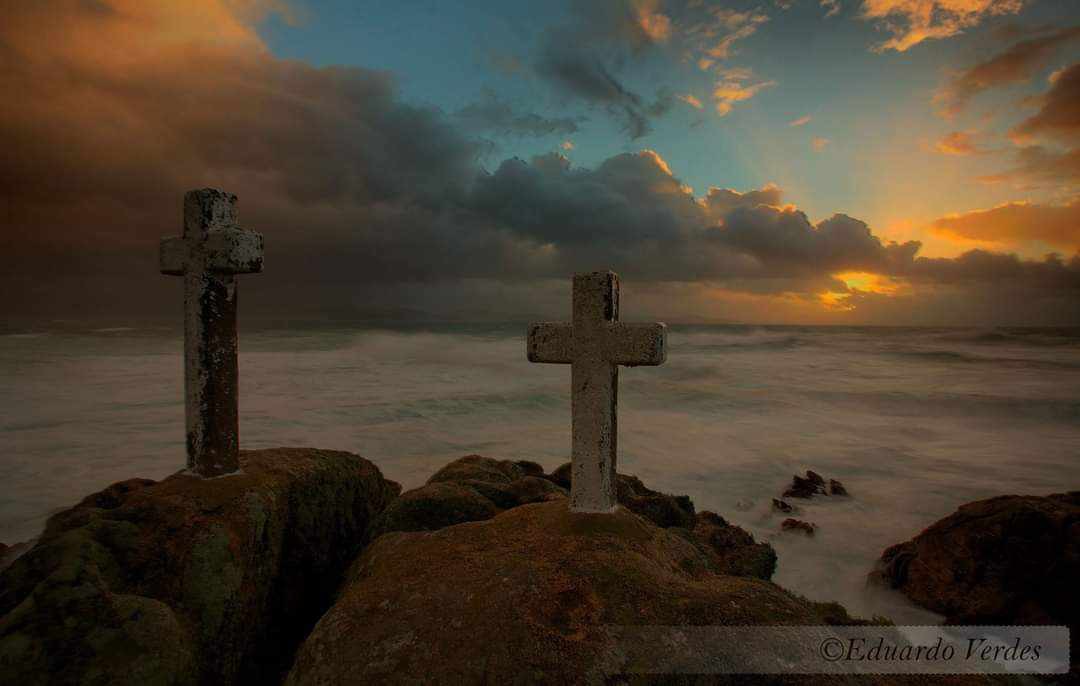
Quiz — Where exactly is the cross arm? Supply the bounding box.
[527,322,574,363]
[608,322,667,366]
[159,236,187,275]
[205,228,264,274]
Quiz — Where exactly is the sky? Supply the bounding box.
[2,0,1079,325]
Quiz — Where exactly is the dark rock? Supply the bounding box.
[506,475,566,505]
[0,448,400,686]
[546,461,696,529]
[871,492,1079,629]
[375,456,570,536]
[782,518,817,536]
[829,479,848,496]
[372,481,500,535]
[427,454,525,485]
[286,500,886,685]
[513,459,546,477]
[545,461,572,489]
[772,498,794,513]
[692,511,777,580]
[783,471,828,498]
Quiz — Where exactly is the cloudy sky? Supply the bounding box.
[3,0,1079,324]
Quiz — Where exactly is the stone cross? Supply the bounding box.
[160,189,263,477]
[527,271,667,512]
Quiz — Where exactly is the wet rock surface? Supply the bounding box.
[0,448,400,686]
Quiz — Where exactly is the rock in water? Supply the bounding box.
[772,498,794,513]
[0,448,400,686]
[871,492,1080,672]
[829,479,848,496]
[872,492,1079,624]
[286,500,862,685]
[783,471,827,499]
[782,518,817,536]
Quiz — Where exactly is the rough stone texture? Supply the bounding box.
[872,492,1080,675]
[0,448,400,686]
[546,461,696,530]
[782,518,817,536]
[159,189,264,477]
[373,456,566,535]
[287,500,985,686]
[527,271,666,513]
[691,511,778,580]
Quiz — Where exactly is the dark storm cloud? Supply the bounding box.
[1010,61,1080,144]
[531,0,674,139]
[935,26,1080,117]
[534,39,670,139]
[454,91,584,138]
[3,0,1078,324]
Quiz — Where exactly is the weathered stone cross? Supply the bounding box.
[528,271,667,512]
[160,189,264,477]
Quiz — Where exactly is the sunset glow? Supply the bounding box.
[1,0,1077,325]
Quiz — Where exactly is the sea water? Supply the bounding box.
[2,321,1078,621]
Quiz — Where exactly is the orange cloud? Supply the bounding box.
[789,115,812,127]
[678,94,704,109]
[931,198,1080,249]
[934,27,1080,117]
[935,131,982,155]
[635,2,672,43]
[812,136,830,151]
[712,68,776,116]
[861,0,1027,52]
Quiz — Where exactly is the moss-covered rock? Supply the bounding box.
[691,511,778,580]
[0,448,400,686]
[545,461,697,529]
[373,456,569,536]
[426,454,526,485]
[371,481,500,535]
[287,500,988,685]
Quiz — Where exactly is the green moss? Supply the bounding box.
[183,525,242,640]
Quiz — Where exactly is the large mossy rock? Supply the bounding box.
[546,461,697,529]
[288,500,897,685]
[373,455,566,535]
[872,492,1079,626]
[0,448,400,686]
[872,492,1080,674]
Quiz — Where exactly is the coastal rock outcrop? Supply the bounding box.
[872,492,1080,673]
[872,492,1079,625]
[545,461,697,529]
[373,455,566,535]
[0,448,400,686]
[287,499,871,685]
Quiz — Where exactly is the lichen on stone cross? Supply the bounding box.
[160,189,264,477]
[527,271,667,512]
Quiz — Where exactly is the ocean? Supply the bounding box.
[2,322,1078,622]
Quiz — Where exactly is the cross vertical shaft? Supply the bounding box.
[528,271,666,512]
[160,189,263,477]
